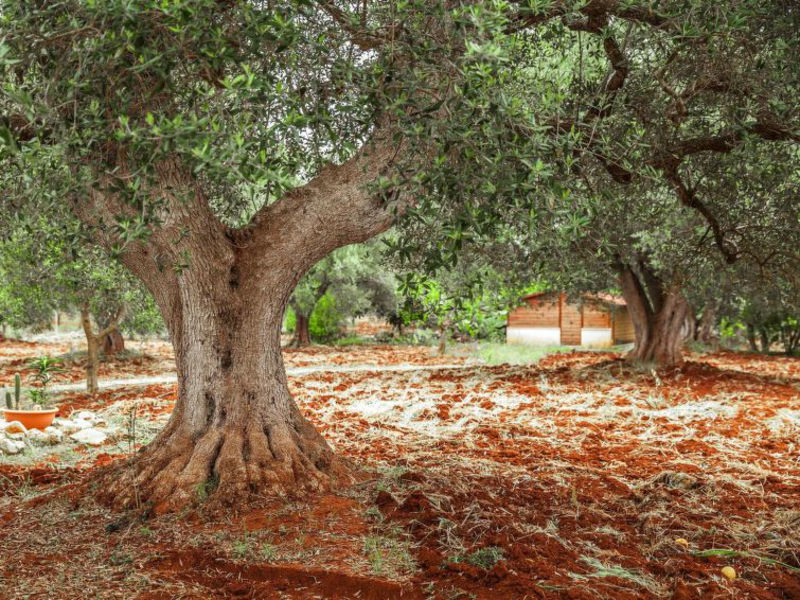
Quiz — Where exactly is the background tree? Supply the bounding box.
[394,1,800,367]
[514,2,800,365]
[0,215,163,393]
[287,241,393,346]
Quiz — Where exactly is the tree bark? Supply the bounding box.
[746,323,758,351]
[759,327,771,353]
[100,266,349,513]
[693,301,718,345]
[80,306,100,396]
[80,304,127,395]
[78,142,399,512]
[619,265,689,367]
[288,280,330,347]
[292,312,312,347]
[437,325,448,356]
[102,327,126,355]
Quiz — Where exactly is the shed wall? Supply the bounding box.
[560,295,582,345]
[613,307,635,343]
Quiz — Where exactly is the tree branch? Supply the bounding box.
[245,136,401,283]
[97,305,128,340]
[663,166,738,264]
[317,1,389,50]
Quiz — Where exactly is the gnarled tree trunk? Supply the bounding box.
[288,281,329,348]
[694,303,718,345]
[87,145,398,512]
[618,263,690,367]
[102,271,345,513]
[759,327,771,353]
[80,306,100,395]
[746,323,759,352]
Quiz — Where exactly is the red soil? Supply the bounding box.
[1,345,799,599]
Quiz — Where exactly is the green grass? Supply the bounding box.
[362,535,416,576]
[450,546,505,569]
[333,335,373,347]
[692,549,800,574]
[467,343,569,365]
[571,557,663,594]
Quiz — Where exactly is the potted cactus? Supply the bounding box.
[2,357,63,431]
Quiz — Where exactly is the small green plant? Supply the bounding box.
[28,355,64,384]
[362,535,416,576]
[261,542,278,561]
[232,534,253,560]
[24,356,65,408]
[365,506,384,522]
[452,546,505,570]
[5,373,21,410]
[109,551,135,566]
[27,388,49,408]
[232,541,249,559]
[195,473,219,500]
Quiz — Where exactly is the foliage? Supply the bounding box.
[283,306,297,334]
[396,255,531,343]
[289,241,398,341]
[389,0,800,357]
[719,273,800,354]
[451,546,505,570]
[308,292,344,343]
[0,214,163,341]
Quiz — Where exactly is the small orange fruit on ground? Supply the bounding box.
[721,566,737,581]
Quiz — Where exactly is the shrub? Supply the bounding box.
[309,292,344,343]
[283,305,296,333]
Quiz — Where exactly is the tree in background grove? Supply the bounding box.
[0,215,163,393]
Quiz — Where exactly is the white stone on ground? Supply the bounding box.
[0,436,25,454]
[55,418,94,435]
[69,428,107,446]
[26,426,64,445]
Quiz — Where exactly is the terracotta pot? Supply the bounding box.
[2,408,58,431]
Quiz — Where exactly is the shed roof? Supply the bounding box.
[520,291,626,307]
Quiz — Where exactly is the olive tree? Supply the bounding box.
[0,0,555,510]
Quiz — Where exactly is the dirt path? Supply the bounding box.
[49,362,472,393]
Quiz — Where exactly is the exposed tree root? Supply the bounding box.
[95,417,353,514]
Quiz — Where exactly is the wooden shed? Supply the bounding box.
[506,292,635,347]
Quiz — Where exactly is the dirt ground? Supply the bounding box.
[1,337,799,599]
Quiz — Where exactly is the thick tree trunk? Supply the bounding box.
[695,304,717,344]
[631,290,690,366]
[102,327,126,355]
[292,312,311,347]
[785,327,800,355]
[82,142,398,512]
[619,265,689,367]
[100,273,349,513]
